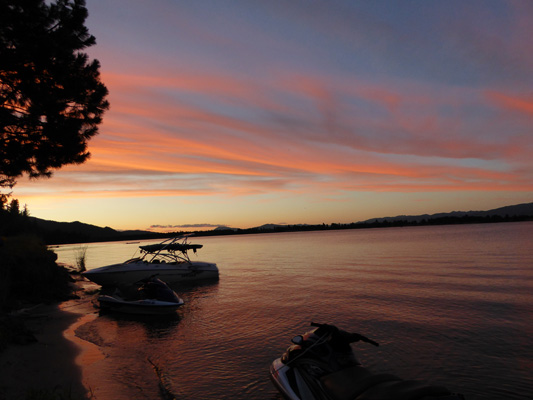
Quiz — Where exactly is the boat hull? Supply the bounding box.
[83,261,219,287]
[270,358,303,400]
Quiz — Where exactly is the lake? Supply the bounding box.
[54,222,533,400]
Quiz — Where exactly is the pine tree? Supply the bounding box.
[0,0,109,197]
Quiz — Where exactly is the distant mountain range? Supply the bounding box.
[27,218,164,244]
[29,202,532,244]
[359,202,533,224]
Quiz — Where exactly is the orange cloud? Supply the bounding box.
[486,91,533,116]
[16,60,533,205]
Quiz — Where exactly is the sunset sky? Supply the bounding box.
[14,0,533,231]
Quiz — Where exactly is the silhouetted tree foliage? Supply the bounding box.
[0,0,109,201]
[0,235,72,314]
[0,197,29,236]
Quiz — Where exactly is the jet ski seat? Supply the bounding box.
[320,365,454,400]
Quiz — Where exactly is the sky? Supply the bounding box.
[13,0,533,231]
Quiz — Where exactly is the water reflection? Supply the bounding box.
[70,224,533,400]
[97,312,182,340]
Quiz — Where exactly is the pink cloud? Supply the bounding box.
[486,91,533,116]
[53,67,527,201]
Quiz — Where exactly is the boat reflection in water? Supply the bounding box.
[83,236,219,287]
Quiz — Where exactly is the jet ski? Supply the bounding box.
[270,322,465,400]
[98,276,184,315]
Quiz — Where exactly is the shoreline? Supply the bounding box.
[0,278,102,400]
[44,215,533,246]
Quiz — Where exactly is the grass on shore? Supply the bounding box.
[74,245,88,273]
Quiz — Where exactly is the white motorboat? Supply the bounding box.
[98,276,184,315]
[83,236,218,287]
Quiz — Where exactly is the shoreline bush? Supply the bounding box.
[0,235,73,312]
[0,235,78,352]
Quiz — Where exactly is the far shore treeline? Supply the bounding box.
[2,201,532,246]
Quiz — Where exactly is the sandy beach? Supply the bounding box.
[0,279,102,400]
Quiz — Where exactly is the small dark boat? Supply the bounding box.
[98,276,184,315]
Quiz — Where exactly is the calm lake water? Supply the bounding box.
[54,222,533,400]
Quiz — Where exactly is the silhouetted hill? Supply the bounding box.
[194,202,533,237]
[360,202,533,224]
[27,217,163,244]
[23,201,533,244]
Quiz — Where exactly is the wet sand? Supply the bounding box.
[0,279,102,400]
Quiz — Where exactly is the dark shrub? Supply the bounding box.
[0,235,71,312]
